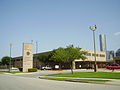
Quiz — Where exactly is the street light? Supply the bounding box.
[36,41,38,68]
[89,25,97,72]
[9,43,12,72]
[36,41,38,54]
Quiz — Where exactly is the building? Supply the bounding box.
[13,49,106,70]
[116,48,120,56]
[75,49,106,69]
[113,48,120,65]
[106,50,115,62]
[99,34,107,52]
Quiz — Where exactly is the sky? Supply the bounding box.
[0,0,120,58]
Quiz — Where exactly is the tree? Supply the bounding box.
[1,56,12,65]
[50,48,67,62]
[37,52,53,65]
[50,45,87,74]
[65,45,87,74]
[50,48,68,69]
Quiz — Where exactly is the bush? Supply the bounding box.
[28,68,37,72]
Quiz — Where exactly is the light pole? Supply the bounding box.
[9,43,12,72]
[36,41,38,68]
[89,25,97,72]
[36,41,38,54]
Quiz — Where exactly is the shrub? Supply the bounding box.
[28,68,37,72]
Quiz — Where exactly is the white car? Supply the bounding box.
[42,66,52,70]
[11,67,19,70]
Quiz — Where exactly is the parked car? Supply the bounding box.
[41,66,52,70]
[11,67,19,71]
[11,67,19,70]
[106,64,120,69]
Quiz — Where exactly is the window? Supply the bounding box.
[92,54,95,56]
[100,54,105,57]
[85,53,91,56]
[92,54,100,57]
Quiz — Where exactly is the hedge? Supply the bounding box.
[28,68,37,72]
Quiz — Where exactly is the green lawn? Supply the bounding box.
[8,71,23,74]
[48,72,120,79]
[0,71,24,74]
[41,76,109,82]
[0,71,4,74]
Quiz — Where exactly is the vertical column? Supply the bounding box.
[23,43,33,72]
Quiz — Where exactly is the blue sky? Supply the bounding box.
[0,0,120,58]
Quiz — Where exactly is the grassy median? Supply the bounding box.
[47,72,120,79]
[40,76,109,82]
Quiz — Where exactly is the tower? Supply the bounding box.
[22,43,33,72]
[99,34,107,52]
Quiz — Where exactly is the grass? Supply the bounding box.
[48,72,120,79]
[0,71,25,74]
[0,71,5,74]
[7,71,24,74]
[41,76,109,82]
[60,69,80,70]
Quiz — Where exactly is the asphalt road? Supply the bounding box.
[0,74,120,90]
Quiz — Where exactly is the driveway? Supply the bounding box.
[0,74,120,90]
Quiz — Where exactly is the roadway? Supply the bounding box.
[0,70,120,90]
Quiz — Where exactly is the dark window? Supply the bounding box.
[100,54,105,57]
[85,53,91,56]
[92,54,95,56]
[16,59,20,61]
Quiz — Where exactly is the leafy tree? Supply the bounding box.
[37,52,53,65]
[50,48,68,69]
[50,48,67,62]
[65,45,87,74]
[51,45,87,74]
[1,56,13,65]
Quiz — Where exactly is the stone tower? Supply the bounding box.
[22,43,33,72]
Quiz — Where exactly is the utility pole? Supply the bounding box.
[36,41,38,68]
[36,41,38,54]
[89,25,97,72]
[9,43,12,72]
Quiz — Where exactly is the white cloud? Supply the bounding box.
[114,32,120,36]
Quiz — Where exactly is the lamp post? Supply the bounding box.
[36,41,38,54]
[36,41,38,68]
[89,25,97,72]
[9,43,12,72]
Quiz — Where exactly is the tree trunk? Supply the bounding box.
[70,62,73,74]
[59,63,62,70]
